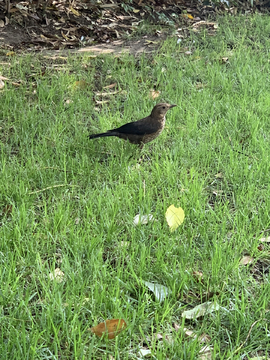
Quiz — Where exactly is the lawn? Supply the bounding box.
[1,14,270,359]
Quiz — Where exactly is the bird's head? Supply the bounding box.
[151,103,177,118]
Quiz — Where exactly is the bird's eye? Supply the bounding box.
[162,106,165,109]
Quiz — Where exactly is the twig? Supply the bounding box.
[228,135,258,160]
[29,184,78,195]
[227,319,262,359]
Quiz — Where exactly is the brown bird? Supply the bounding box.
[88,103,177,148]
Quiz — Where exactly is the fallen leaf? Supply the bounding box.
[145,40,158,45]
[119,241,130,248]
[221,57,228,63]
[73,80,87,89]
[95,91,119,96]
[193,271,203,282]
[0,75,9,81]
[187,14,194,19]
[260,236,270,243]
[133,9,140,13]
[139,348,152,357]
[49,268,65,283]
[165,205,185,232]
[133,214,154,225]
[6,51,15,56]
[95,100,109,105]
[0,20,4,27]
[0,79,4,89]
[198,345,213,360]
[69,6,80,16]
[182,302,220,319]
[103,83,117,89]
[239,255,254,265]
[181,328,211,343]
[149,89,160,100]
[257,244,264,251]
[215,172,223,178]
[144,281,171,302]
[185,51,192,55]
[90,319,127,339]
[2,204,13,215]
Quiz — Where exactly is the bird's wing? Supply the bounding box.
[110,117,158,135]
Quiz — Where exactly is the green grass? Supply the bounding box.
[1,14,270,359]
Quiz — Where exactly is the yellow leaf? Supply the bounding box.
[165,205,185,232]
[69,6,80,16]
[73,80,87,89]
[6,51,15,56]
[133,9,140,13]
[187,14,194,19]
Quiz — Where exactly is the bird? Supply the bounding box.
[88,103,177,148]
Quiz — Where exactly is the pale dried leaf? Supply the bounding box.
[260,236,270,243]
[95,91,119,96]
[198,345,213,360]
[133,214,154,225]
[0,75,9,81]
[139,348,152,357]
[144,281,171,302]
[149,89,161,100]
[49,268,65,283]
[103,83,117,89]
[239,255,254,265]
[0,20,4,27]
[182,302,220,319]
[0,79,4,89]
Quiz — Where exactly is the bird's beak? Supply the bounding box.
[170,104,177,108]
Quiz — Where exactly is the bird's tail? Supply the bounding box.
[88,132,115,140]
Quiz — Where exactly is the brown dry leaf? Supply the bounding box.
[0,79,4,89]
[149,89,161,100]
[2,204,13,215]
[90,319,127,339]
[239,255,254,265]
[260,236,270,243]
[257,244,264,251]
[103,83,117,89]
